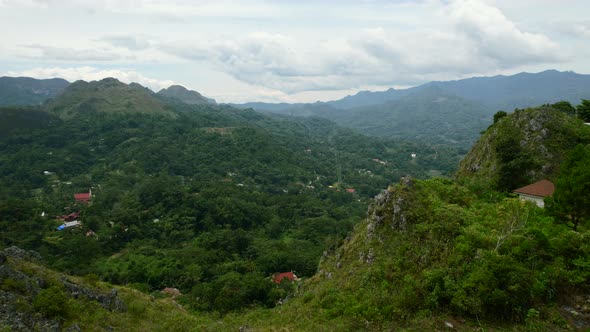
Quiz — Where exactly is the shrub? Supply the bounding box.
[33,286,69,319]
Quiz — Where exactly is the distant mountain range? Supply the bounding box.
[236,70,590,111]
[0,77,216,108]
[233,70,590,148]
[2,70,589,149]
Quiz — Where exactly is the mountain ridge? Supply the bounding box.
[456,104,590,190]
[0,76,69,106]
[44,77,173,118]
[157,84,216,105]
[233,70,590,111]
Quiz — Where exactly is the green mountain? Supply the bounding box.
[200,106,590,331]
[236,70,590,112]
[44,78,172,118]
[317,86,491,149]
[0,107,53,139]
[234,70,590,153]
[425,70,590,111]
[3,78,590,331]
[0,77,69,106]
[215,176,590,331]
[457,104,590,191]
[237,87,490,154]
[157,85,216,105]
[0,79,458,322]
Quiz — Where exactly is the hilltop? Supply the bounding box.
[0,77,68,106]
[44,78,172,118]
[157,85,216,105]
[457,104,590,191]
[0,76,217,110]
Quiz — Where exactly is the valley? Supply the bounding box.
[1,74,589,331]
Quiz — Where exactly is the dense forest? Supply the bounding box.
[0,84,457,314]
[1,78,590,330]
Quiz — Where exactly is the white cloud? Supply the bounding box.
[0,0,286,19]
[448,0,565,66]
[99,35,153,51]
[20,44,130,62]
[570,23,590,38]
[158,0,567,94]
[3,66,175,91]
[0,0,586,102]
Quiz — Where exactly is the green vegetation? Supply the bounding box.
[157,85,215,105]
[457,103,590,191]
[203,178,589,331]
[44,78,171,118]
[33,286,69,318]
[1,79,589,330]
[0,249,204,330]
[577,99,590,122]
[0,80,456,316]
[546,144,590,231]
[0,77,68,106]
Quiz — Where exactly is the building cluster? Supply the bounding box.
[55,189,91,231]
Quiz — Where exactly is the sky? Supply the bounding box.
[0,0,589,103]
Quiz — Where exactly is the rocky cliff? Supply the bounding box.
[456,105,590,190]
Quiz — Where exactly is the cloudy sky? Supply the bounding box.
[1,0,589,103]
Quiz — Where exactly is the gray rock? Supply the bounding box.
[2,246,42,263]
[0,290,60,331]
[65,323,82,332]
[365,248,375,265]
[61,277,127,312]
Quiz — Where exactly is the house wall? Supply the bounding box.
[516,193,545,208]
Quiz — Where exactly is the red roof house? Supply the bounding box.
[57,212,80,221]
[513,180,555,208]
[272,272,299,284]
[74,192,91,203]
[346,188,356,193]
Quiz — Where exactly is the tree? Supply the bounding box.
[546,144,590,231]
[493,111,508,124]
[552,101,576,116]
[33,286,69,318]
[577,99,590,122]
[495,129,537,191]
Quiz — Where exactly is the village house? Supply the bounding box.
[513,180,555,208]
[272,272,300,284]
[57,220,81,231]
[74,189,92,203]
[57,212,80,222]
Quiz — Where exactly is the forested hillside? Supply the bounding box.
[315,86,490,149]
[235,70,590,152]
[200,103,590,331]
[0,77,69,106]
[0,79,456,317]
[1,78,589,331]
[457,102,590,191]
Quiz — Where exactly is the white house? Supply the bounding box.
[513,180,555,208]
